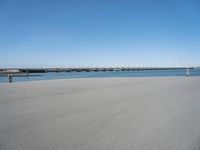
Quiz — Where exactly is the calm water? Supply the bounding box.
[0,69,200,83]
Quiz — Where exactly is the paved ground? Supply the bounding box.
[0,77,200,150]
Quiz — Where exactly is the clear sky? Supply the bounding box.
[0,0,200,68]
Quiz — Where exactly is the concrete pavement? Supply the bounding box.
[0,77,200,150]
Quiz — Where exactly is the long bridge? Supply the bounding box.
[0,67,195,75]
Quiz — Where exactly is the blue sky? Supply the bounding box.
[0,0,200,67]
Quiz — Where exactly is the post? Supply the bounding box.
[26,70,29,77]
[8,74,13,83]
[186,68,190,77]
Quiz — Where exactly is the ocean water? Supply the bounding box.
[0,69,200,83]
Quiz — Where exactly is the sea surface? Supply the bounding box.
[0,69,200,83]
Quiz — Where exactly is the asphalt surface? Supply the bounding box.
[0,77,200,150]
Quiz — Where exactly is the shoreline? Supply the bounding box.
[0,76,199,85]
[0,68,199,84]
[1,75,200,85]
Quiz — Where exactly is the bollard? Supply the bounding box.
[186,68,190,77]
[26,70,29,76]
[8,74,13,83]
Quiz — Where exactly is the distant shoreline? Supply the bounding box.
[0,69,200,83]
